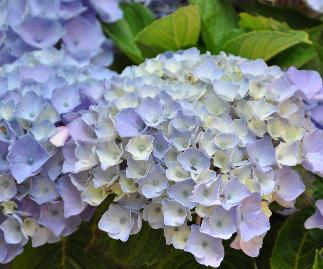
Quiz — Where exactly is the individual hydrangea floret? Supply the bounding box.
[48,48,323,267]
[0,48,115,263]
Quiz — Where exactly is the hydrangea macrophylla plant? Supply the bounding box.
[60,48,323,267]
[0,0,123,66]
[0,48,115,263]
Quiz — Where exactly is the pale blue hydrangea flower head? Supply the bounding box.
[58,48,322,267]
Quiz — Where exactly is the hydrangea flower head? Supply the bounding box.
[0,48,115,263]
[0,0,122,65]
[61,48,322,267]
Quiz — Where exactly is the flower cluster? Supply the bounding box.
[0,0,123,66]
[60,48,323,267]
[0,48,115,263]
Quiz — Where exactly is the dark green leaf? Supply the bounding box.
[308,24,323,44]
[223,30,311,61]
[155,249,204,269]
[189,0,238,53]
[271,209,323,269]
[312,249,323,269]
[313,176,323,201]
[135,5,201,58]
[102,3,155,63]
[11,225,110,269]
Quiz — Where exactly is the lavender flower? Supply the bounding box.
[0,0,122,66]
[0,48,115,263]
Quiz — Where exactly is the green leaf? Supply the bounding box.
[11,225,110,269]
[135,5,201,58]
[102,3,155,63]
[239,12,290,31]
[155,249,204,269]
[189,0,238,53]
[270,44,316,68]
[270,24,323,68]
[223,30,311,61]
[312,249,323,269]
[237,13,314,65]
[271,209,323,269]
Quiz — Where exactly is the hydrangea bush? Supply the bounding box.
[57,48,323,267]
[0,0,323,268]
[0,48,115,263]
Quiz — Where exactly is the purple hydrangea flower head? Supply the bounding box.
[0,48,116,263]
[0,0,123,65]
